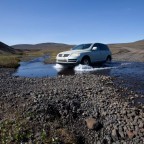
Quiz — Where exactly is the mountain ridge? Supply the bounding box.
[0,41,17,54]
[11,40,144,50]
[12,43,74,50]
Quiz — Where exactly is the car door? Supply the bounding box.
[90,43,103,62]
[99,44,109,61]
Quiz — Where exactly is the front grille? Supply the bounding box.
[68,59,77,62]
[58,59,67,62]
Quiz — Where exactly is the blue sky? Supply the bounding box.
[0,0,144,45]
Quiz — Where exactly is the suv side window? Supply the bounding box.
[104,45,109,51]
[99,44,109,51]
[99,44,104,50]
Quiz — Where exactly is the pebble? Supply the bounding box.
[126,130,135,139]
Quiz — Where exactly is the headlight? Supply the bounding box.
[70,53,80,57]
[57,53,62,57]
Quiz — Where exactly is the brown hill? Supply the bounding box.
[108,40,144,62]
[0,41,17,54]
[12,43,74,51]
[12,40,144,51]
[12,40,144,62]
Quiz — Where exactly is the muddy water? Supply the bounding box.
[13,56,144,103]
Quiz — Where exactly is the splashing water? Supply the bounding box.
[74,64,116,72]
[53,64,65,69]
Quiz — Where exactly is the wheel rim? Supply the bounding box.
[106,57,111,63]
[83,59,89,65]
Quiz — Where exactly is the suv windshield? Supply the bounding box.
[72,44,91,50]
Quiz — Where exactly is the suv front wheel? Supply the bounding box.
[81,57,91,65]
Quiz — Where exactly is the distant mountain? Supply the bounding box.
[0,41,18,54]
[12,43,74,50]
[12,40,144,50]
[7,39,144,62]
[133,39,144,44]
[132,39,144,48]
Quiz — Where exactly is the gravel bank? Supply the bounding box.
[0,68,144,144]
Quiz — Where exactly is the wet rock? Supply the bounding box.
[94,121,103,131]
[102,111,107,116]
[139,121,143,128]
[102,139,108,144]
[118,128,125,138]
[96,141,101,144]
[85,118,97,130]
[140,128,144,133]
[85,118,103,131]
[111,128,119,141]
[126,130,135,139]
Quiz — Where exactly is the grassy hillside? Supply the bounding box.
[0,42,17,54]
[1,41,72,68]
[13,40,144,62]
[0,39,144,68]
[12,43,74,50]
[12,43,74,63]
[108,40,144,62]
[0,42,22,68]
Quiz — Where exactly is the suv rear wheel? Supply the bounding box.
[106,56,112,63]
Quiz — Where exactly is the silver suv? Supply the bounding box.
[56,43,112,65]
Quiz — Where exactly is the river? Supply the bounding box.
[13,56,144,104]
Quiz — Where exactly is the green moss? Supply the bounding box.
[0,119,33,144]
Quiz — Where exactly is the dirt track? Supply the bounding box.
[109,45,144,62]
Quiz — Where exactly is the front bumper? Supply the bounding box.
[56,57,80,65]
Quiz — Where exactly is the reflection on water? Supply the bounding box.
[57,68,75,75]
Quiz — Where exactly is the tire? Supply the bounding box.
[81,57,91,65]
[106,56,112,63]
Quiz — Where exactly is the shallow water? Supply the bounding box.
[13,56,58,77]
[13,56,144,103]
[13,57,129,78]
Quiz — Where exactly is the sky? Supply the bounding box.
[0,0,144,45]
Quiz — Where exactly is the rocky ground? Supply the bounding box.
[0,68,144,144]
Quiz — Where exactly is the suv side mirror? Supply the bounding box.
[92,47,97,51]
